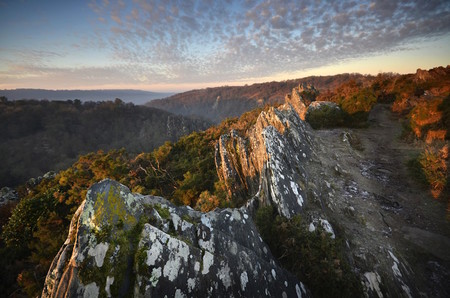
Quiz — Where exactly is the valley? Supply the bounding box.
[0,100,209,188]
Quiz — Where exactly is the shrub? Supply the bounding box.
[408,146,448,199]
[195,190,220,212]
[305,103,345,129]
[2,192,57,253]
[407,155,429,187]
[255,205,362,297]
[419,146,448,198]
[409,98,443,138]
[438,95,450,139]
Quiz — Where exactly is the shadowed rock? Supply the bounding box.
[0,186,19,206]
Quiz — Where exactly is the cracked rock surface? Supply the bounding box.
[216,101,450,297]
[42,179,309,298]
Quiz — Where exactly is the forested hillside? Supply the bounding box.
[146,73,374,123]
[0,99,209,188]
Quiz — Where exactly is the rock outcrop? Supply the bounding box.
[284,83,318,120]
[215,104,313,218]
[215,96,450,296]
[306,101,340,113]
[43,83,450,297]
[42,179,309,298]
[26,171,56,189]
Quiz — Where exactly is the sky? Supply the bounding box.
[1,0,449,92]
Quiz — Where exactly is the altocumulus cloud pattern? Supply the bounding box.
[91,0,450,82]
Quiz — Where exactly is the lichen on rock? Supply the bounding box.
[42,179,310,297]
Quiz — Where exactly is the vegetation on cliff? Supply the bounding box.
[0,106,268,296]
[255,205,362,297]
[312,67,449,201]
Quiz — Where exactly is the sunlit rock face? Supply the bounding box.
[214,83,318,219]
[284,83,318,120]
[215,103,313,219]
[42,179,309,298]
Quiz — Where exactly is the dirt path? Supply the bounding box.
[310,103,450,296]
[357,104,448,237]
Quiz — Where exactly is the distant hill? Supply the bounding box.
[146,74,374,123]
[0,89,174,105]
[0,99,210,188]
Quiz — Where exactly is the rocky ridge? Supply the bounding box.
[43,84,449,297]
[146,74,370,123]
[215,88,450,297]
[215,103,313,219]
[42,179,309,297]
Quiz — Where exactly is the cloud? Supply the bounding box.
[4,0,450,89]
[0,60,158,90]
[0,48,64,67]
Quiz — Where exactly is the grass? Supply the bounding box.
[153,204,170,219]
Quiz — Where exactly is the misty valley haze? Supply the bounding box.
[0,89,174,105]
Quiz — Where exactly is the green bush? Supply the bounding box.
[305,104,345,129]
[255,205,362,297]
[407,155,429,187]
[2,192,57,253]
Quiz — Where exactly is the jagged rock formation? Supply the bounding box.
[43,82,449,297]
[215,94,450,296]
[42,179,309,298]
[215,104,313,218]
[284,83,318,120]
